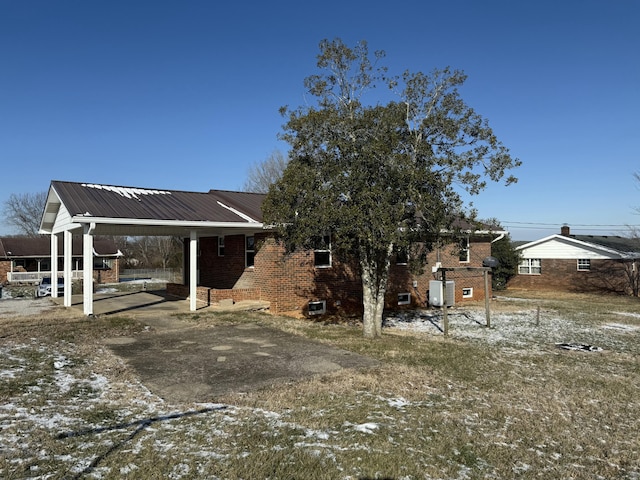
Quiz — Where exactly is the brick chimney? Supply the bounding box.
[561,225,570,236]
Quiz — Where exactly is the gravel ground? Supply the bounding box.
[0,297,59,318]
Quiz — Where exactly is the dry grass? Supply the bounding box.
[1,290,639,479]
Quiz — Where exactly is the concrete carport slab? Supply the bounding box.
[104,319,379,403]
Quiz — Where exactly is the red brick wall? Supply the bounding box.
[252,235,492,314]
[386,240,491,309]
[93,259,119,284]
[253,236,363,314]
[166,283,261,305]
[0,260,10,284]
[182,233,493,315]
[508,258,631,294]
[198,235,248,288]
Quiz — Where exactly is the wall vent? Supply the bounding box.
[308,300,326,315]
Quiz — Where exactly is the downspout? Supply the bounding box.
[491,233,506,243]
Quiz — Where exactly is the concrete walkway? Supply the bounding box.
[51,289,270,318]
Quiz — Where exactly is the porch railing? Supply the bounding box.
[7,271,84,283]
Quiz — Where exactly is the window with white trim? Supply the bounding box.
[245,236,255,268]
[459,237,470,263]
[462,287,473,298]
[577,259,591,271]
[519,258,541,274]
[308,300,326,315]
[397,293,411,305]
[314,234,332,268]
[218,236,225,257]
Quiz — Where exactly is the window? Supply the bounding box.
[395,247,408,265]
[218,236,225,257]
[462,287,473,298]
[314,234,332,268]
[308,300,326,315]
[397,293,411,305]
[459,237,470,263]
[577,259,591,271]
[245,236,255,268]
[519,258,541,275]
[93,258,113,269]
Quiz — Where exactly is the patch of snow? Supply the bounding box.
[385,397,410,409]
[96,287,119,294]
[351,422,380,434]
[81,183,171,200]
[603,323,639,332]
[612,311,640,319]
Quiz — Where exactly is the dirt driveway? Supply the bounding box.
[104,318,379,403]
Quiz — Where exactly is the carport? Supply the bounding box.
[39,181,266,316]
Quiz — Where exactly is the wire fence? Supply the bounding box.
[119,268,182,283]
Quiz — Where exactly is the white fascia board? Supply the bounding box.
[70,216,265,230]
[517,234,628,259]
[439,228,508,236]
[39,184,63,233]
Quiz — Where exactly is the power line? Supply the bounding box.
[502,221,640,227]
[503,225,632,232]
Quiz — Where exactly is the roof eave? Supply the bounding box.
[68,216,266,231]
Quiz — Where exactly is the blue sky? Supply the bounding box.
[1,0,638,240]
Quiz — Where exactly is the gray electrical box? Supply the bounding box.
[429,280,455,307]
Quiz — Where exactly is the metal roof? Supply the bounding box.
[52,181,265,223]
[40,181,267,236]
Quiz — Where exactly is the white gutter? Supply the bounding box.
[70,216,264,229]
[491,233,506,243]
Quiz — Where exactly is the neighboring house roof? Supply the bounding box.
[516,232,640,260]
[571,234,640,254]
[0,236,121,259]
[40,181,267,236]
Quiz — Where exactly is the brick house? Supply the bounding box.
[174,220,500,315]
[40,180,502,315]
[0,236,121,285]
[508,225,640,295]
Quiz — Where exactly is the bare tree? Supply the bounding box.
[624,226,640,297]
[243,149,288,193]
[2,191,48,236]
[125,235,182,269]
[153,236,182,269]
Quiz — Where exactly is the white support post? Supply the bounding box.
[189,230,198,311]
[83,224,95,316]
[63,230,73,307]
[51,234,59,298]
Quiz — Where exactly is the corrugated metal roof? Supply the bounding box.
[208,189,266,223]
[0,236,120,258]
[51,181,265,223]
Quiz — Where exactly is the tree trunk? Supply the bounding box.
[360,244,393,338]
